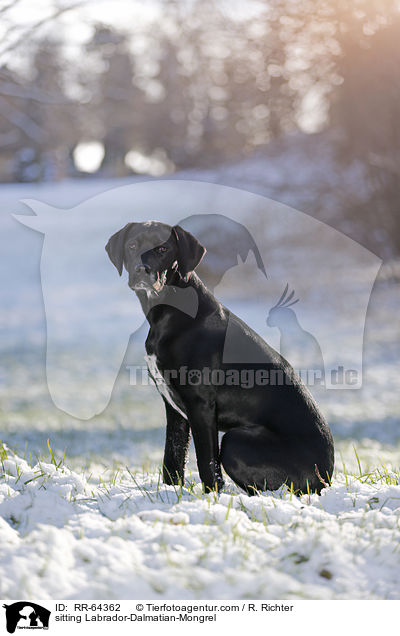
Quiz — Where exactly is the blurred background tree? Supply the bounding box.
[85,25,139,176]
[0,0,399,254]
[330,5,400,254]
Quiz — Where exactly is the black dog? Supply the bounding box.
[106,221,334,495]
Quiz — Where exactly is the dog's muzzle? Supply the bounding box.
[129,264,153,290]
[129,264,167,295]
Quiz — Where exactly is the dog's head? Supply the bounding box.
[105,221,206,296]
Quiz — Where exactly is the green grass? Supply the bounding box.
[1,438,400,507]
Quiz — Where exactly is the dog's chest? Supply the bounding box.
[144,354,188,420]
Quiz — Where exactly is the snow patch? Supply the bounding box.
[1,445,399,600]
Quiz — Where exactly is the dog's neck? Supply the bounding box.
[135,270,207,327]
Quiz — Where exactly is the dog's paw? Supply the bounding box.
[162,467,184,486]
[215,476,225,492]
[203,475,225,493]
[203,460,225,493]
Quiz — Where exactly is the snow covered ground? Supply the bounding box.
[0,170,400,599]
[1,443,400,600]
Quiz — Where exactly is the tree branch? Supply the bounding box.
[0,0,23,15]
[0,1,90,59]
[0,95,43,142]
[0,78,70,104]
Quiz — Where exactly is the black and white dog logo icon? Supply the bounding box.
[3,602,50,633]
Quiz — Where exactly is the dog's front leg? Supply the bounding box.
[162,400,190,485]
[186,399,224,493]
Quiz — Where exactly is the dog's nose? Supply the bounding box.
[135,263,150,274]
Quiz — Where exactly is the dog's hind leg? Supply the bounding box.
[220,426,317,495]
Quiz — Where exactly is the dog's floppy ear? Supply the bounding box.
[172,225,206,278]
[105,223,136,275]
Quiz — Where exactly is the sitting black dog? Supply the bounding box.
[106,221,334,495]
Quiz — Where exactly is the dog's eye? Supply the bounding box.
[128,243,137,250]
[155,246,168,253]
